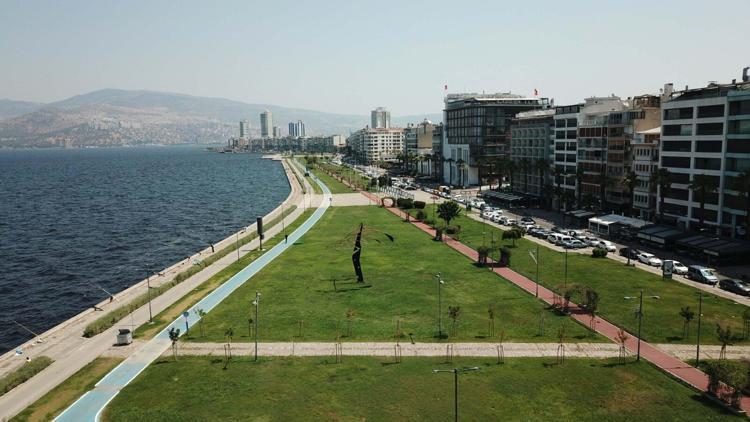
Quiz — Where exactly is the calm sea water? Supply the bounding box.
[0,146,289,353]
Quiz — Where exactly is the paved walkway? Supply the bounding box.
[54,164,332,421]
[359,190,750,413]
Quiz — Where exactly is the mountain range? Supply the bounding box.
[0,89,441,147]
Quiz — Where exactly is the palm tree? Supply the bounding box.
[575,167,585,208]
[519,158,530,192]
[599,171,615,211]
[541,183,554,210]
[456,159,466,187]
[536,158,549,199]
[623,170,639,216]
[493,157,505,189]
[732,171,750,231]
[689,174,719,227]
[679,306,695,339]
[552,167,564,212]
[475,157,486,191]
[507,159,518,192]
[654,168,673,222]
[448,306,461,337]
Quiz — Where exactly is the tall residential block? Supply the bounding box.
[371,107,391,129]
[260,110,273,138]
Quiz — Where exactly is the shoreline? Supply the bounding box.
[0,154,295,361]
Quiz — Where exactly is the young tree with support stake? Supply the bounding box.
[679,306,695,339]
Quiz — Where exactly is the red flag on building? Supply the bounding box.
[444,84,448,91]
[533,88,538,96]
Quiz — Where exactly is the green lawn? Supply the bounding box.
[188,206,594,343]
[103,356,737,421]
[414,204,750,345]
[297,158,354,194]
[13,357,122,422]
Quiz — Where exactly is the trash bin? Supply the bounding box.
[117,328,132,345]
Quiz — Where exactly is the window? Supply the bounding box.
[726,158,750,172]
[555,131,565,139]
[692,208,717,222]
[727,140,750,154]
[662,203,688,216]
[697,104,725,118]
[662,141,691,152]
[694,157,721,170]
[730,100,750,116]
[555,120,566,128]
[566,130,577,139]
[667,188,689,201]
[664,107,693,120]
[671,172,691,184]
[661,156,691,168]
[696,123,723,136]
[728,120,750,135]
[567,118,577,127]
[663,124,692,136]
[695,141,722,153]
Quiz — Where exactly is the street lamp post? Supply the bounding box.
[436,272,444,338]
[252,292,261,361]
[433,367,480,422]
[696,292,703,366]
[624,290,660,362]
[236,230,240,262]
[145,270,153,323]
[564,248,568,288]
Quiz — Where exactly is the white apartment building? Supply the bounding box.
[632,127,661,220]
[553,104,581,207]
[658,71,750,237]
[347,127,404,163]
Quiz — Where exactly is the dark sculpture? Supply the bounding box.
[349,222,394,283]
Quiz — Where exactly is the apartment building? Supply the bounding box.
[442,93,548,187]
[403,119,436,176]
[509,109,555,197]
[632,126,661,220]
[658,69,750,236]
[553,104,582,208]
[347,127,404,163]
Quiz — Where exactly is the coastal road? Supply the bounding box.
[54,168,331,422]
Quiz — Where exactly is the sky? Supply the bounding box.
[1,0,749,116]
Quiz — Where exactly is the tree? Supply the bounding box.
[616,328,630,363]
[575,167,585,208]
[654,168,673,222]
[456,159,466,187]
[623,170,639,215]
[519,158,530,192]
[196,308,207,337]
[689,174,719,227]
[168,327,180,361]
[716,324,733,359]
[584,289,599,331]
[731,171,750,231]
[536,158,549,201]
[448,306,461,337]
[487,304,496,337]
[224,327,234,345]
[502,227,524,247]
[437,200,461,227]
[599,171,615,211]
[345,308,357,337]
[679,306,695,339]
[552,168,564,212]
[507,160,518,191]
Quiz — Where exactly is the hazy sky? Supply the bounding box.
[1,0,749,115]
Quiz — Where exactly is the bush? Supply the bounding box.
[499,247,512,267]
[396,198,414,209]
[445,225,461,235]
[413,200,426,209]
[415,210,426,221]
[0,356,53,395]
[591,247,608,258]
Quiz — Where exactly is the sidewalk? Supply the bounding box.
[360,190,750,413]
[0,159,310,421]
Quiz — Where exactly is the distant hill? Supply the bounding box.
[0,99,45,120]
[0,89,441,147]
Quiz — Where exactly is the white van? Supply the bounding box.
[547,233,564,244]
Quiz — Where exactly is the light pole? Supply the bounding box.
[436,272,444,338]
[529,245,540,297]
[564,248,568,289]
[624,291,660,362]
[236,230,240,262]
[433,367,480,422]
[145,270,153,323]
[252,292,261,361]
[696,292,703,366]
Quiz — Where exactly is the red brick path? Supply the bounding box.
[359,190,748,413]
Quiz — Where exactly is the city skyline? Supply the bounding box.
[1,0,749,116]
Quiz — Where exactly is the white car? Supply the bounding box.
[663,259,689,275]
[638,252,663,267]
[596,240,617,252]
[563,239,587,249]
[496,216,509,225]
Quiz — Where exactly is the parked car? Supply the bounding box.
[619,247,639,260]
[506,219,518,226]
[637,252,663,267]
[520,217,535,224]
[497,216,510,225]
[595,240,617,252]
[687,265,719,285]
[663,259,688,275]
[563,239,587,249]
[719,279,750,296]
[547,233,564,244]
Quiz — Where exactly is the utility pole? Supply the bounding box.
[146,270,153,323]
[564,248,568,289]
[696,292,703,366]
[253,292,261,361]
[436,273,444,338]
[637,289,643,362]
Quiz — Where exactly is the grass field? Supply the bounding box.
[134,210,315,340]
[187,206,594,343]
[103,356,737,421]
[12,357,122,422]
[414,204,750,345]
[297,158,353,194]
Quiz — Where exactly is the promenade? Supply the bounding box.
[0,157,313,421]
[53,164,332,421]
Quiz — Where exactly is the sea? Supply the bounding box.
[0,145,290,354]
